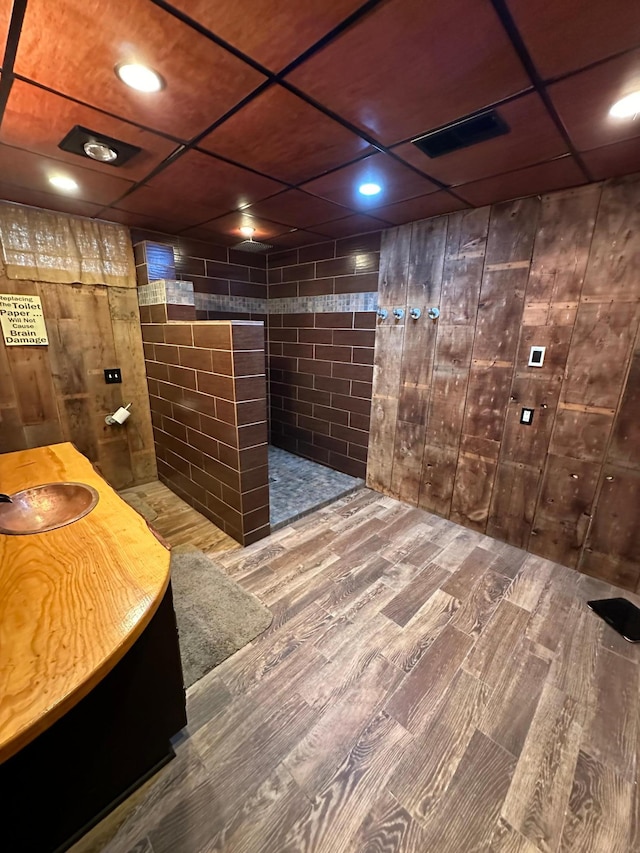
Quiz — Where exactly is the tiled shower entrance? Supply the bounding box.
[268,446,363,529]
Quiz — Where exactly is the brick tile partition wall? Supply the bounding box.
[267,232,381,479]
[140,307,269,546]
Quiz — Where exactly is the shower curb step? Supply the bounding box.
[269,482,364,532]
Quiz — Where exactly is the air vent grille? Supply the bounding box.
[412,109,510,158]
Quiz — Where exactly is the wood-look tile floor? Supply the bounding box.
[119,480,241,555]
[73,489,639,853]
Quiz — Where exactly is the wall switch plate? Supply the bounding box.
[528,345,546,367]
[104,368,122,384]
[520,407,534,425]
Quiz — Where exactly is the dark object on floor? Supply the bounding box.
[171,550,273,687]
[0,583,186,853]
[587,597,640,642]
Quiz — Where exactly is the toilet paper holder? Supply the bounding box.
[105,403,132,426]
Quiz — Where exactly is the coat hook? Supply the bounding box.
[376,308,388,320]
[427,307,440,320]
[393,307,405,320]
[409,307,421,319]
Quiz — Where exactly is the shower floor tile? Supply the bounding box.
[269,445,363,529]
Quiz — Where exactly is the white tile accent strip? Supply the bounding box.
[268,292,378,314]
[137,279,194,306]
[141,288,379,315]
[194,293,268,314]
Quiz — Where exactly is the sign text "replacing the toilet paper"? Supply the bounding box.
[0,293,49,346]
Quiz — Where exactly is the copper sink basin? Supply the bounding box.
[0,482,99,535]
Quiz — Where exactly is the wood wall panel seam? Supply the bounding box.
[484,260,532,271]
[446,250,486,260]
[424,208,490,519]
[460,449,501,464]
[579,315,640,586]
[558,402,616,416]
[526,194,598,563]
[580,295,640,303]
[494,197,567,550]
[393,217,448,504]
[454,196,540,534]
[472,359,513,368]
[367,226,411,494]
[525,186,602,563]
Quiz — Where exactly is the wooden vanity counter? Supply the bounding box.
[0,442,171,763]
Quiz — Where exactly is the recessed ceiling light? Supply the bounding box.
[49,175,79,192]
[83,140,118,162]
[115,63,164,93]
[239,226,255,237]
[358,182,382,196]
[610,91,640,118]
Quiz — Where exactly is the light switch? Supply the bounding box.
[528,345,545,367]
[104,368,122,384]
[520,407,534,425]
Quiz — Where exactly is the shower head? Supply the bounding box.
[232,237,273,252]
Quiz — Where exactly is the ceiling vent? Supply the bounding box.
[412,109,510,158]
[58,125,141,167]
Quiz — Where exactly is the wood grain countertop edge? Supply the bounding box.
[0,443,171,763]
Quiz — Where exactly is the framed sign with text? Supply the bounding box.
[0,293,49,346]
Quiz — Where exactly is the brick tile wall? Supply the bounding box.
[132,229,267,322]
[267,232,381,479]
[133,226,382,490]
[140,310,269,546]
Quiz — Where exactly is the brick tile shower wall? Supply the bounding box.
[267,232,381,479]
[132,228,382,483]
[140,309,269,546]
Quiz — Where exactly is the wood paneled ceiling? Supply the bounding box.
[0,0,639,247]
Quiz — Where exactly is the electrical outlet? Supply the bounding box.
[520,407,534,425]
[104,368,122,384]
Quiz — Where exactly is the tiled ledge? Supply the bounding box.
[138,279,194,306]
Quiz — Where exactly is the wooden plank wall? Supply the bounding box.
[368,226,411,494]
[0,266,156,489]
[367,173,640,591]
